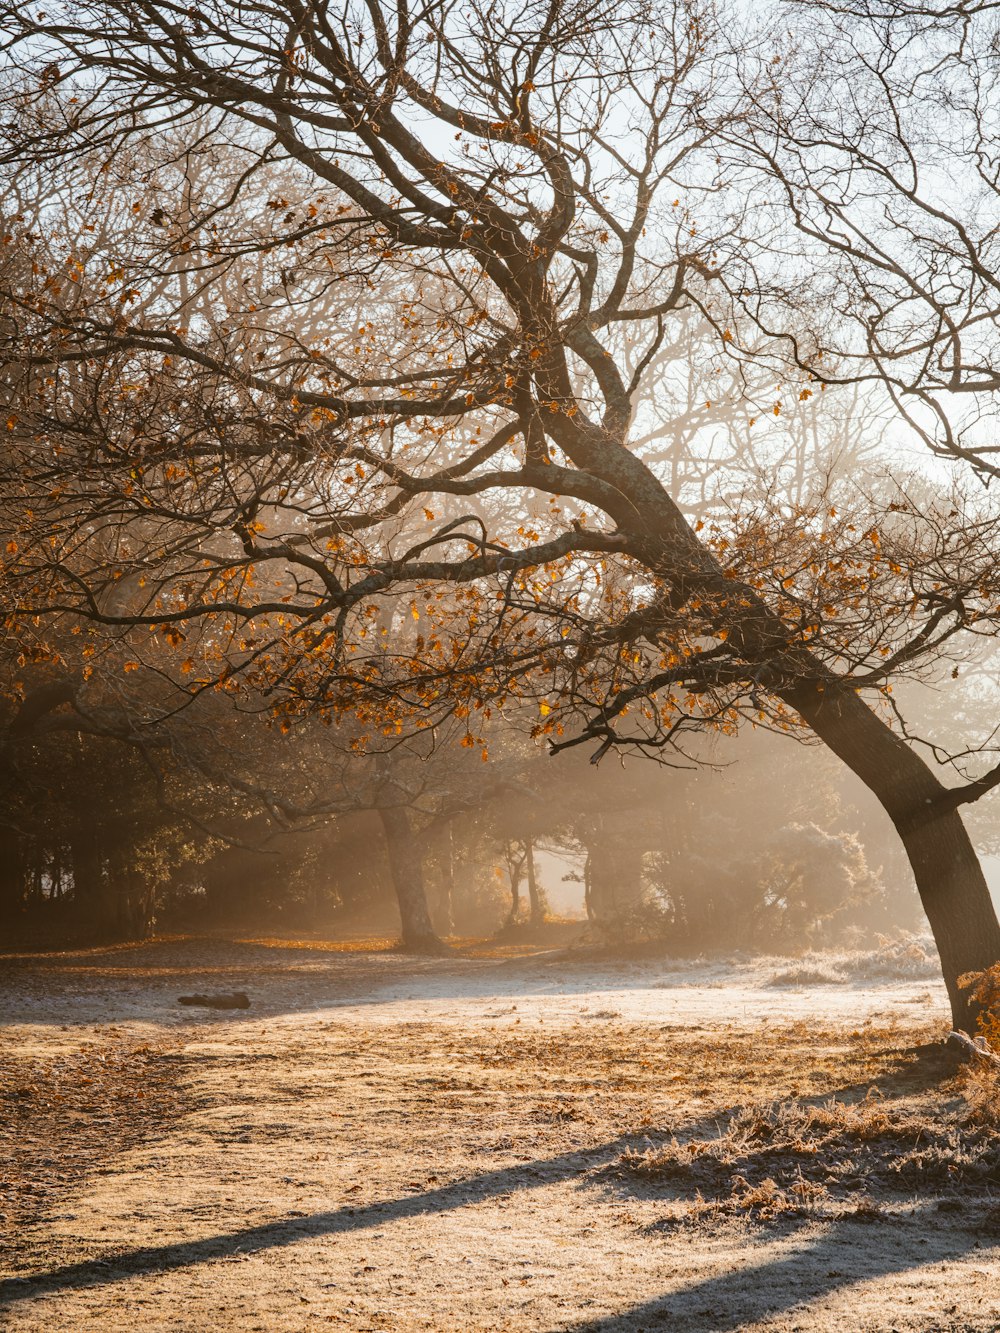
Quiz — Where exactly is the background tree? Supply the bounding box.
[722,0,1000,483]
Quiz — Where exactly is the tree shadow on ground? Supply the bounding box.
[561,1213,998,1332]
[3,1091,995,1329]
[590,1038,979,1206]
[0,1133,657,1304]
[1,943,978,1328]
[573,1041,999,1327]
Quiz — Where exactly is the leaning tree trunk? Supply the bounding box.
[377,804,443,953]
[613,463,1000,1032]
[567,450,1000,1026]
[787,680,1000,1031]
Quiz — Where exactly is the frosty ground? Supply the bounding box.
[1,937,998,1332]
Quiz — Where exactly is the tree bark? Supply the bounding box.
[786,681,1000,1031]
[377,804,444,953]
[524,836,544,924]
[504,842,523,926]
[438,824,455,935]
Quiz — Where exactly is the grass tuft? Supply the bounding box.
[620,1078,1000,1226]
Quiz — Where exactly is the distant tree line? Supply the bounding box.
[0,676,924,953]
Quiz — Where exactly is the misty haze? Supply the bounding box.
[3,1,1000,1329]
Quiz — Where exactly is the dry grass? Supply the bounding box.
[767,965,846,987]
[235,933,403,953]
[2,942,1000,1331]
[833,933,940,981]
[0,1034,185,1232]
[1,1001,943,1250]
[956,1059,1000,1130]
[228,931,579,959]
[620,1058,1000,1228]
[767,934,940,988]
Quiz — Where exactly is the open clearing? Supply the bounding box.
[2,937,999,1332]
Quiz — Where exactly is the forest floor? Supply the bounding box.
[1,934,1000,1332]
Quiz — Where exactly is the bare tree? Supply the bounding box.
[2,0,1000,1023]
[719,0,1000,481]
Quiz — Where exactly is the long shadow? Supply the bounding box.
[0,1094,830,1305]
[4,1065,992,1328]
[567,1042,994,1330]
[562,1215,996,1332]
[0,1134,647,1306]
[4,1135,994,1329]
[592,1041,971,1219]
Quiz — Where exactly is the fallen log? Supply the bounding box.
[177,992,251,1010]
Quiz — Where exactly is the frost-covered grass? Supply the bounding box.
[620,1038,1000,1228]
[765,933,939,988]
[3,939,997,1332]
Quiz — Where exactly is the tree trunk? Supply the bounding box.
[505,843,523,926]
[0,824,26,920]
[787,681,1000,1031]
[612,837,645,917]
[438,824,455,935]
[377,804,444,953]
[71,825,121,940]
[583,838,615,924]
[112,849,155,940]
[547,404,1000,1029]
[584,831,643,928]
[524,837,544,924]
[613,468,1000,1031]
